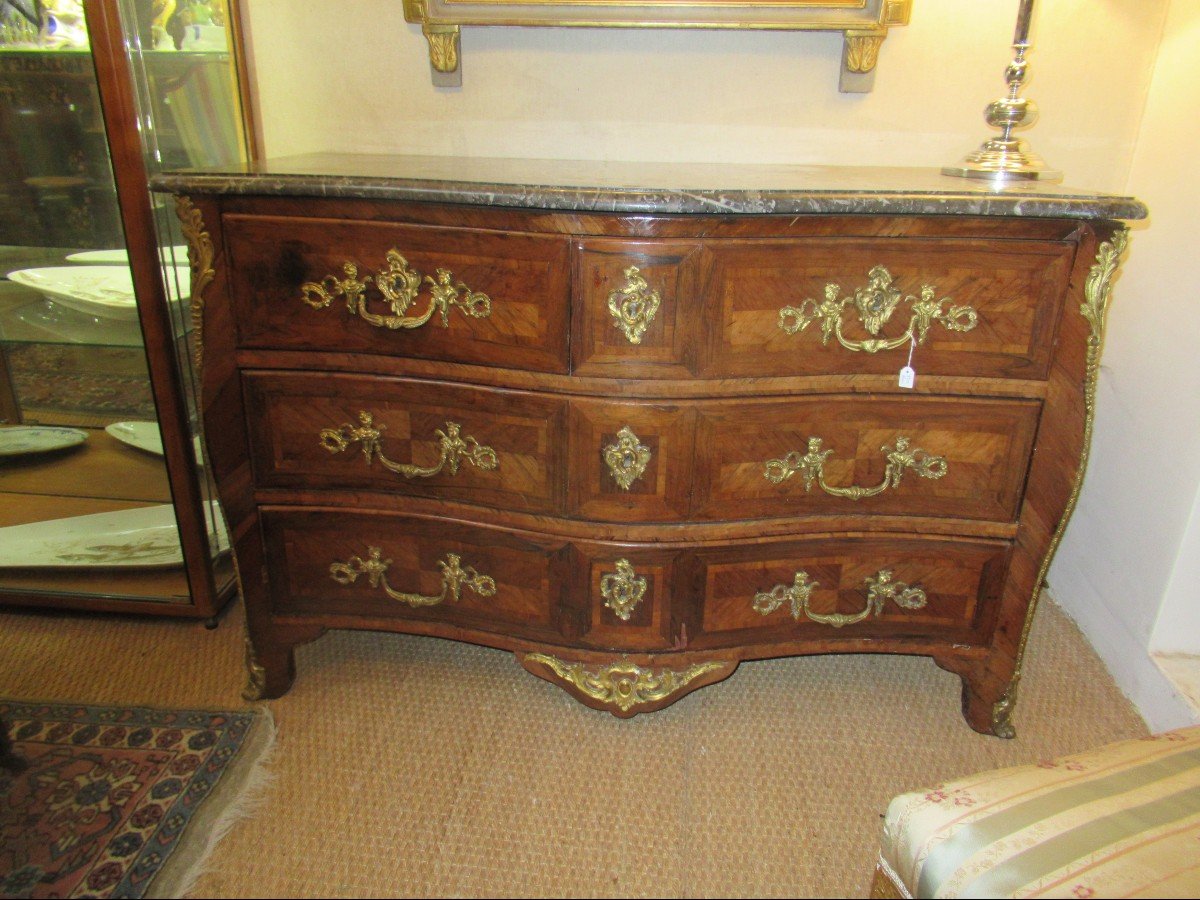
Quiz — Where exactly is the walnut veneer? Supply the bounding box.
[167,165,1138,737]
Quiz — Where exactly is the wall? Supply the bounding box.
[241,0,1165,193]
[238,0,1198,728]
[1154,490,1200,652]
[1050,0,1200,732]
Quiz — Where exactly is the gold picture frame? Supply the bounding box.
[403,0,912,90]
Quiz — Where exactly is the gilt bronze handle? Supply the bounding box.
[300,249,491,330]
[319,412,497,479]
[764,435,946,500]
[753,568,926,628]
[329,546,495,608]
[777,265,977,353]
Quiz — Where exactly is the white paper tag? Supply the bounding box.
[898,336,917,389]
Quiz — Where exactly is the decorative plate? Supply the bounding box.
[106,420,164,455]
[0,502,230,570]
[0,426,89,458]
[65,245,188,264]
[106,420,205,461]
[7,264,191,321]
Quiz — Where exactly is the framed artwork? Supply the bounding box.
[402,0,912,91]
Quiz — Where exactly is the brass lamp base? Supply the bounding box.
[944,1,1062,186]
[942,138,1062,184]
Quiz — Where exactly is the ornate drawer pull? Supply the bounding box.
[524,654,724,712]
[603,426,651,490]
[753,568,927,628]
[764,435,947,500]
[329,546,496,608]
[607,266,661,344]
[300,249,492,330]
[601,559,647,621]
[319,411,497,479]
[777,265,977,353]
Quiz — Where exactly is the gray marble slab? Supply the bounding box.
[150,153,1147,220]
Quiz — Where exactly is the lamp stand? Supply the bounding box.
[943,0,1062,184]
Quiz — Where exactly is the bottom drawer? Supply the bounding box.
[260,508,1008,655]
[690,536,1009,649]
[260,509,569,645]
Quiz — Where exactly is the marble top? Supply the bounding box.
[150,153,1147,220]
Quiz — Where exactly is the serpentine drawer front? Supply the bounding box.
[158,155,1143,737]
[243,372,567,513]
[223,213,571,373]
[577,237,1073,379]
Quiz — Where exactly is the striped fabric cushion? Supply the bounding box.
[876,726,1200,898]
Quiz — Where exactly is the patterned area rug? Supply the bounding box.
[0,700,273,899]
[5,344,156,425]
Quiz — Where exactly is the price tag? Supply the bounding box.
[898,337,917,389]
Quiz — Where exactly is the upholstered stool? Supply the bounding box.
[872,725,1200,898]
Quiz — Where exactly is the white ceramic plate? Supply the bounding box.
[106,420,205,461]
[7,264,191,321]
[13,298,144,346]
[0,426,88,458]
[106,421,163,455]
[65,246,188,264]
[0,502,230,570]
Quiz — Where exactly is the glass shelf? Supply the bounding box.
[0,0,250,618]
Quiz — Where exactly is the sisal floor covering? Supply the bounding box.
[0,595,1146,898]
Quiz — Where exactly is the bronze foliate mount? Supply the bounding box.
[329,546,496,608]
[764,435,947,500]
[753,568,926,629]
[319,412,497,480]
[301,249,491,331]
[778,266,977,355]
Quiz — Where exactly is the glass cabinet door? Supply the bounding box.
[0,1,249,618]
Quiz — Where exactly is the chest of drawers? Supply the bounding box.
[157,155,1144,737]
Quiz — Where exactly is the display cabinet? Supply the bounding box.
[0,0,252,621]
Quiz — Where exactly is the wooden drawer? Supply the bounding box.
[690,536,1009,649]
[567,399,696,523]
[692,395,1040,523]
[573,237,1073,380]
[243,372,567,513]
[260,509,568,644]
[222,214,571,373]
[701,238,1072,379]
[565,546,680,652]
[573,240,699,378]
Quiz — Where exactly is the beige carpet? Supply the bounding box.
[0,595,1146,898]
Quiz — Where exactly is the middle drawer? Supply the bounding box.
[243,372,567,513]
[245,372,1039,525]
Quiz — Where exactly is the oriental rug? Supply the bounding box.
[0,700,273,899]
[5,344,156,425]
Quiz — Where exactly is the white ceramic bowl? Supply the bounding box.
[7,264,191,321]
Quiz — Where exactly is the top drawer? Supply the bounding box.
[222,214,571,373]
[577,237,1075,381]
